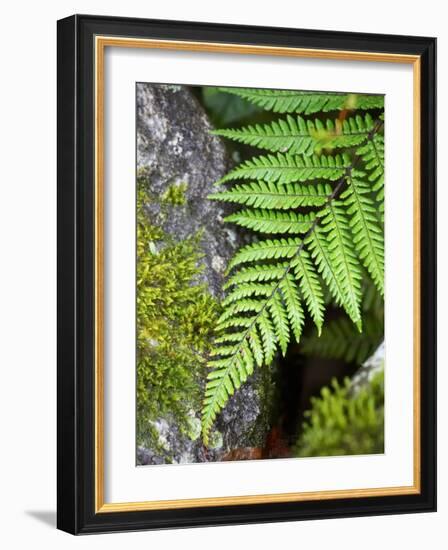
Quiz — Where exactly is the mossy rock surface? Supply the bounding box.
[136,84,276,464]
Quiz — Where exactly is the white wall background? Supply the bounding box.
[0,0,444,547]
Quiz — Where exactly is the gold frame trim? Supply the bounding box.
[94,36,421,513]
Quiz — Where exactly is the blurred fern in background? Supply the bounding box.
[294,368,384,457]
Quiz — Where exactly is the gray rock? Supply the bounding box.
[137,83,240,297]
[350,341,384,395]
[136,83,275,464]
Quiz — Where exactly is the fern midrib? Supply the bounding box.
[223,128,373,139]
[225,190,327,200]
[225,89,364,98]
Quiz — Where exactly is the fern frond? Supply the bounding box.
[213,114,316,155]
[257,308,278,363]
[247,327,264,366]
[292,249,325,334]
[218,153,350,185]
[213,114,375,156]
[222,282,277,306]
[301,313,383,364]
[224,209,315,234]
[320,201,363,328]
[342,170,384,295]
[213,332,247,344]
[202,261,309,443]
[356,134,384,219]
[279,274,305,341]
[209,181,331,209]
[228,238,302,269]
[217,298,264,324]
[314,114,376,150]
[201,87,385,443]
[223,263,288,288]
[269,292,290,355]
[218,88,384,114]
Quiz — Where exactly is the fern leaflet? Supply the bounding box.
[213,113,376,155]
[218,88,384,114]
[217,153,350,185]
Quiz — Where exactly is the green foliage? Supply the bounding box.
[356,134,385,221]
[301,281,384,365]
[218,153,351,185]
[202,88,384,444]
[161,181,188,206]
[294,368,384,457]
[217,88,384,114]
[201,86,262,127]
[136,174,219,453]
[301,314,383,365]
[213,113,376,155]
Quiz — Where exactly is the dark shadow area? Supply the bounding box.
[25,510,56,528]
[264,346,358,458]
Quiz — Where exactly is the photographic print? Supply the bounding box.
[58,16,436,533]
[136,83,385,466]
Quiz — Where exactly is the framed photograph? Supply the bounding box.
[57,14,436,534]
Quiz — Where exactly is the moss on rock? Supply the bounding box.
[136,173,220,455]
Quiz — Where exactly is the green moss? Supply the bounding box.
[161,181,188,206]
[294,368,384,457]
[136,173,220,454]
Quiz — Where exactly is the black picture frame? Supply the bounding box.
[57,14,436,534]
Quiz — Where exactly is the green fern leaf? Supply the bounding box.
[357,133,384,220]
[247,327,264,367]
[223,263,288,288]
[269,292,290,355]
[256,309,277,363]
[305,226,358,325]
[209,181,331,209]
[218,88,384,114]
[227,238,302,269]
[301,313,383,364]
[214,115,316,155]
[292,249,325,334]
[314,114,376,150]
[201,87,385,443]
[342,170,384,295]
[224,209,315,234]
[320,201,363,328]
[222,282,277,306]
[279,273,305,342]
[214,316,253,331]
[217,298,264,324]
[213,332,247,344]
[218,153,350,185]
[213,114,375,155]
